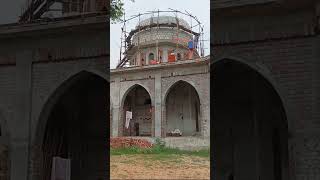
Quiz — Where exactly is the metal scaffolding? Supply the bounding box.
[19,0,107,22]
[116,9,206,68]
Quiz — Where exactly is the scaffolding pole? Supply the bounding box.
[156,9,160,62]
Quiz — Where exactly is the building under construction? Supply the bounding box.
[110,10,210,150]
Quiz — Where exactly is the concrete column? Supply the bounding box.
[112,107,120,137]
[161,104,166,137]
[200,102,210,138]
[137,53,141,66]
[163,48,168,63]
[154,73,162,137]
[111,77,121,137]
[12,50,33,180]
[200,75,210,138]
[156,41,159,61]
[146,50,149,65]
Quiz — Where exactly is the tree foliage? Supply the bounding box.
[110,0,124,22]
[110,0,134,23]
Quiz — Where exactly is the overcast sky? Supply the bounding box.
[110,0,210,69]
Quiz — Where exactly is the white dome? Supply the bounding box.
[136,16,191,30]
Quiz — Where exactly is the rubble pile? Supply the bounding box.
[110,137,153,149]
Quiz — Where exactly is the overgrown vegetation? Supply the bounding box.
[110,138,210,158]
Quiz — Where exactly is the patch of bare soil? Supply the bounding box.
[110,154,210,180]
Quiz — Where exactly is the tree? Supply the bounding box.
[110,0,134,23]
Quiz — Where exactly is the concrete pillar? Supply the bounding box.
[137,53,141,66]
[154,73,162,137]
[163,48,168,63]
[146,50,150,65]
[200,75,210,138]
[12,50,33,180]
[200,102,210,138]
[112,106,120,137]
[161,104,166,137]
[111,77,121,137]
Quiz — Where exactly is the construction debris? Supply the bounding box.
[110,137,153,149]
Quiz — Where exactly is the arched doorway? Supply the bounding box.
[212,59,289,180]
[121,85,152,137]
[165,81,201,137]
[36,71,109,180]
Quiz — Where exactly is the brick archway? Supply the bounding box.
[212,56,291,130]
[211,58,289,180]
[32,70,109,180]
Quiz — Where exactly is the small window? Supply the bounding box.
[177,53,181,60]
[148,53,155,61]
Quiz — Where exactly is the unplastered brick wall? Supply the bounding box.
[213,37,314,131]
[213,36,318,179]
[0,144,8,180]
[0,66,16,124]
[213,1,320,179]
[29,58,108,179]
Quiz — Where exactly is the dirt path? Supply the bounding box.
[110,154,210,179]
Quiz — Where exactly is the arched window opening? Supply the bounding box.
[177,53,181,60]
[149,53,155,61]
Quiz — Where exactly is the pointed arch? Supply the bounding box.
[120,83,153,109]
[34,70,108,146]
[164,80,201,137]
[211,56,290,129]
[163,80,201,105]
[33,70,109,180]
[120,84,153,137]
[211,57,289,180]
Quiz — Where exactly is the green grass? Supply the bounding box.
[110,145,210,158]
